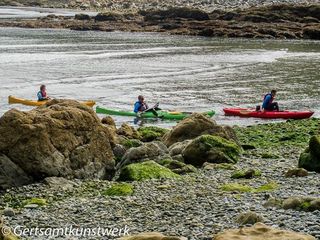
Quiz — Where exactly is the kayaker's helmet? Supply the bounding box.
[40,85,46,91]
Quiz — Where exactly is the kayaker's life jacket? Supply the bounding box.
[134,101,148,113]
[262,93,273,109]
[37,90,47,101]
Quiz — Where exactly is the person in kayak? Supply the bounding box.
[37,85,50,101]
[134,95,149,113]
[262,90,279,111]
[134,95,161,117]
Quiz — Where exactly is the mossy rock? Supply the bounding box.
[121,139,143,149]
[137,126,169,142]
[203,162,237,170]
[299,136,320,172]
[159,159,197,174]
[23,198,47,206]
[118,160,180,181]
[103,183,134,196]
[231,169,261,179]
[221,183,253,193]
[221,182,278,193]
[260,152,280,159]
[254,182,278,192]
[183,135,242,167]
[282,197,320,212]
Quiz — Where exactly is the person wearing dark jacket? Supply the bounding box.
[262,90,279,111]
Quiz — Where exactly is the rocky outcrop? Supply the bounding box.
[144,7,210,21]
[299,136,320,172]
[162,113,238,146]
[214,223,315,240]
[95,12,123,21]
[0,100,116,189]
[182,135,242,167]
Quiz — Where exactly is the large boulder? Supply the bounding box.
[0,100,116,188]
[162,113,238,146]
[299,136,320,172]
[214,222,315,240]
[182,135,242,167]
[117,141,169,169]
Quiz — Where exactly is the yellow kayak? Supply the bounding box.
[8,96,96,107]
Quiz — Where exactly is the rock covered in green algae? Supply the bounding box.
[221,182,278,193]
[182,135,242,167]
[163,113,238,146]
[158,159,197,174]
[103,183,134,196]
[235,119,320,153]
[231,168,261,179]
[116,123,140,139]
[118,160,180,181]
[299,135,320,172]
[137,126,169,142]
[120,139,143,149]
[282,197,320,212]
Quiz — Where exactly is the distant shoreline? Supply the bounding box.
[1,0,320,12]
[0,4,319,40]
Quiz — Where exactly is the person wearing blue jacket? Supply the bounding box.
[262,90,279,111]
[134,95,149,113]
[37,85,50,101]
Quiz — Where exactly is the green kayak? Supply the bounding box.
[96,106,215,120]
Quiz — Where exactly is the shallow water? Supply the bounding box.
[0,27,319,127]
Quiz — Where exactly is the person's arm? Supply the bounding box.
[134,102,140,113]
[262,95,271,109]
[37,92,44,101]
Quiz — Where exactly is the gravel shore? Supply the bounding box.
[2,155,320,239]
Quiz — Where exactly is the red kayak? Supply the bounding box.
[223,108,314,119]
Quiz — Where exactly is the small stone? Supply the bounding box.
[2,208,15,217]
